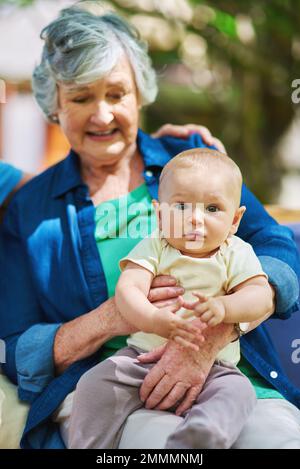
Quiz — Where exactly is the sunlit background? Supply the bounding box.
[0,0,299,206]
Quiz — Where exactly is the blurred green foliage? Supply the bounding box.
[0,0,34,5]
[1,0,299,202]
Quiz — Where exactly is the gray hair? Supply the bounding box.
[32,2,158,123]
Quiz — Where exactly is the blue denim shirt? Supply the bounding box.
[0,130,299,449]
[0,161,22,204]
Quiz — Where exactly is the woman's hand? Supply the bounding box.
[148,274,185,308]
[137,337,212,416]
[151,123,226,154]
[137,320,235,415]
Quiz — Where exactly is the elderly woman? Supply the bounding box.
[0,2,300,449]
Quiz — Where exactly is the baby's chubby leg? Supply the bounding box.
[68,346,151,449]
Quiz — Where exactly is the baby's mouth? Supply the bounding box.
[184,231,205,241]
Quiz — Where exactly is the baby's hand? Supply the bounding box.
[152,298,205,351]
[182,292,226,327]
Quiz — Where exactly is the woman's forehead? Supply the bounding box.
[59,60,136,94]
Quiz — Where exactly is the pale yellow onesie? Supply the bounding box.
[120,230,267,365]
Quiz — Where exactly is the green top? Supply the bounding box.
[95,183,156,360]
[94,183,283,398]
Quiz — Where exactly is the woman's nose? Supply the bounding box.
[90,101,113,125]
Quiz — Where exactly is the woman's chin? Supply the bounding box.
[81,140,127,160]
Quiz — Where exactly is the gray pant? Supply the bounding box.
[68,346,256,449]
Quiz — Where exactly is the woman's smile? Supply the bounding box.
[85,128,120,142]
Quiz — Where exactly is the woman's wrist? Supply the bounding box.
[96,296,137,338]
[53,298,121,374]
[192,318,236,358]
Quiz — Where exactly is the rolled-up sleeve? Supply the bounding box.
[15,323,62,402]
[259,256,299,318]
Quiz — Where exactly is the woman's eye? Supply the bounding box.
[108,93,124,100]
[72,96,89,103]
[206,205,219,213]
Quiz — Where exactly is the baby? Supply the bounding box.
[70,148,273,449]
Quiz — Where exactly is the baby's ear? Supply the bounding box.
[230,206,246,235]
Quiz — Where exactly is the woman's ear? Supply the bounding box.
[230,206,246,235]
[152,199,161,229]
[137,90,143,110]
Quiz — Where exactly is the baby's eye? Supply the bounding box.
[174,202,187,211]
[206,205,219,213]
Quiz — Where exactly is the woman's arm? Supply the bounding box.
[238,185,300,317]
[53,297,136,375]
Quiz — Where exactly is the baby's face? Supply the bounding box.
[158,167,239,257]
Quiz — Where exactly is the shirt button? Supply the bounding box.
[270,371,278,379]
[145,170,153,178]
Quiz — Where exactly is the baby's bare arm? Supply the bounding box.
[116,262,204,349]
[221,275,274,323]
[116,262,157,332]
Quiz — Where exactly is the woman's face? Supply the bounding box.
[56,56,141,166]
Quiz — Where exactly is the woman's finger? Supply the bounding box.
[211,137,226,154]
[148,285,184,303]
[143,373,175,409]
[151,275,177,288]
[175,385,202,416]
[151,298,182,308]
[139,362,166,404]
[151,124,189,139]
[185,124,213,145]
[137,344,166,365]
[154,381,190,411]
